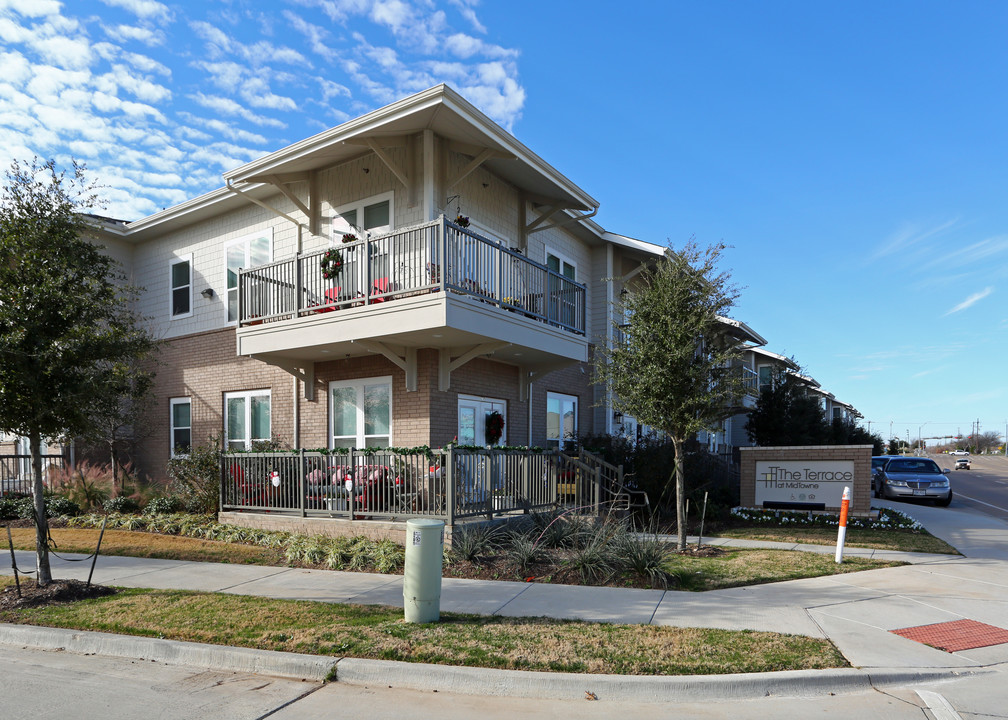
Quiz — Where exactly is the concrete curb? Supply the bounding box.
[334,658,979,701]
[0,624,336,682]
[0,623,983,701]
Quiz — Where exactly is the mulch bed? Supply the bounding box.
[0,578,117,611]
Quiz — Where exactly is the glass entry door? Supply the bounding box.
[458,396,506,447]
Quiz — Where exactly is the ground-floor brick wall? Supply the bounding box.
[140,329,600,482]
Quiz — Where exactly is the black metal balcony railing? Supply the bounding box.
[238,215,586,335]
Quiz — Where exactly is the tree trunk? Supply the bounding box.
[672,435,687,551]
[110,441,119,495]
[30,430,52,586]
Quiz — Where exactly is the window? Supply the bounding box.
[330,377,392,449]
[224,390,271,451]
[757,365,773,394]
[546,248,577,328]
[170,255,192,318]
[333,191,394,239]
[546,392,578,450]
[170,398,191,456]
[226,230,273,323]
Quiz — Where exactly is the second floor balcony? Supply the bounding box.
[235,216,588,380]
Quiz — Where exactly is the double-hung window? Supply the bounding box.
[170,398,192,456]
[757,365,773,394]
[546,392,578,450]
[332,192,393,239]
[224,390,271,451]
[332,193,394,298]
[170,255,192,319]
[226,230,273,323]
[330,377,392,449]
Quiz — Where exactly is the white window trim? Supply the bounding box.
[225,229,274,326]
[223,389,272,451]
[332,190,395,240]
[169,254,193,320]
[544,246,577,280]
[169,397,191,458]
[329,376,393,449]
[546,391,578,450]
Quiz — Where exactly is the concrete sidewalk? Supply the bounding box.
[2,498,1007,702]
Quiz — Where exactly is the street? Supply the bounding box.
[939,453,1008,522]
[1,642,1002,720]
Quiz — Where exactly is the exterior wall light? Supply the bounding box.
[200,288,214,299]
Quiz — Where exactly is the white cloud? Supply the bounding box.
[107,23,166,47]
[240,76,297,111]
[448,0,487,34]
[944,287,994,316]
[98,0,172,23]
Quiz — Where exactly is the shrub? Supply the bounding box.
[48,462,114,512]
[103,495,140,514]
[448,523,501,563]
[0,495,27,519]
[612,531,675,589]
[144,495,185,515]
[165,434,222,514]
[47,495,81,517]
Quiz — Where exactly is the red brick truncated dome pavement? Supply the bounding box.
[891,619,1008,653]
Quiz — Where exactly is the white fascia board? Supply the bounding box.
[751,346,800,370]
[600,230,665,257]
[716,316,767,346]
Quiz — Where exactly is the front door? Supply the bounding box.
[458,396,506,447]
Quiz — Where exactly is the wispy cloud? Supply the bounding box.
[872,218,958,260]
[944,287,994,316]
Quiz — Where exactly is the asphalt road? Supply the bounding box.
[938,453,1008,522]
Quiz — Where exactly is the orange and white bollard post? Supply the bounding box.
[835,486,851,563]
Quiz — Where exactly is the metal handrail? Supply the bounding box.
[237,215,587,334]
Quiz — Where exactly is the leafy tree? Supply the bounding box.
[745,367,828,446]
[595,241,748,550]
[746,368,883,453]
[0,158,158,585]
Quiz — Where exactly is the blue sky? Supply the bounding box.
[2,0,1006,446]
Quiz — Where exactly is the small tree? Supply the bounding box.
[595,241,749,550]
[745,367,828,447]
[0,158,158,585]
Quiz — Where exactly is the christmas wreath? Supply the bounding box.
[320,247,344,280]
[485,410,504,445]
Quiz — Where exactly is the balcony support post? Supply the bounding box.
[357,340,418,392]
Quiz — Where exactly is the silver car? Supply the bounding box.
[875,456,952,506]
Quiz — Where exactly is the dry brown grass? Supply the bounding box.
[7,528,284,565]
[0,581,846,675]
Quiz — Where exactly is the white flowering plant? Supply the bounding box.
[729,506,923,532]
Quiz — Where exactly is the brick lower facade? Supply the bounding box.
[139,328,596,483]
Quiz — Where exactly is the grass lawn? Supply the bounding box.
[5,526,902,591]
[713,525,957,555]
[0,578,847,676]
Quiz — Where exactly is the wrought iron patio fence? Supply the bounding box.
[220,446,615,523]
[0,454,69,495]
